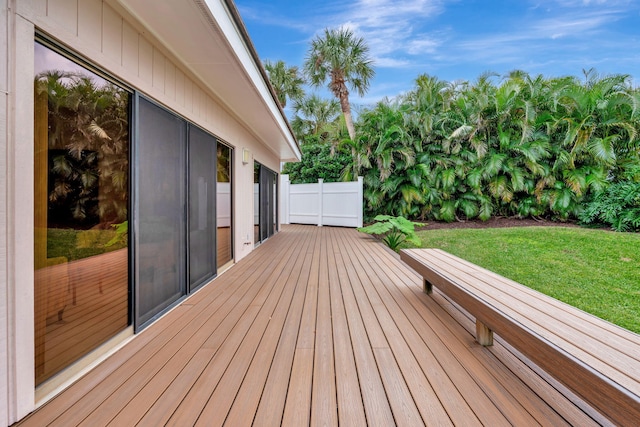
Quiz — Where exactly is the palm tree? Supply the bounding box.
[290,94,341,140]
[304,27,375,141]
[264,60,305,108]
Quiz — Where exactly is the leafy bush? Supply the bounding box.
[580,181,640,231]
[358,215,422,251]
[345,71,640,222]
[282,140,352,184]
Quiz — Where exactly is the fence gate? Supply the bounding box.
[280,175,363,228]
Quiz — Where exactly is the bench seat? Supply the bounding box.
[400,248,640,426]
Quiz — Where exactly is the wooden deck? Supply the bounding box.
[18,225,611,426]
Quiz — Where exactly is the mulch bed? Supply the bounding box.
[415,217,580,231]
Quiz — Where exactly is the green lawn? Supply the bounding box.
[414,226,640,334]
[47,228,126,261]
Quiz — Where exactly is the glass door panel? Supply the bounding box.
[255,163,277,244]
[136,97,186,329]
[34,42,130,385]
[188,126,216,291]
[217,144,233,267]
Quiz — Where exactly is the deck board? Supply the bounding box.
[18,225,610,426]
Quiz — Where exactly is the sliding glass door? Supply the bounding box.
[135,98,232,329]
[34,39,236,383]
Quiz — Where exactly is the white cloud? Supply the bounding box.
[532,12,620,37]
[407,37,442,55]
[374,57,412,67]
[331,0,449,68]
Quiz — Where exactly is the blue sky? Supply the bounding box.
[235,0,640,107]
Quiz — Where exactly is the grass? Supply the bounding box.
[414,226,640,334]
[47,228,126,261]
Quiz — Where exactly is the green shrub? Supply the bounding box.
[358,215,422,251]
[580,181,640,231]
[282,140,351,184]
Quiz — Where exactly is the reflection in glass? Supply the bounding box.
[217,144,233,267]
[34,42,130,385]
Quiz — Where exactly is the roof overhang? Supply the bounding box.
[115,0,301,162]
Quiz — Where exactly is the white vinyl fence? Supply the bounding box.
[281,175,363,228]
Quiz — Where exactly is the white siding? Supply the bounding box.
[0,0,8,422]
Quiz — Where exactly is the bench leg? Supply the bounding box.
[476,320,493,346]
[423,278,433,294]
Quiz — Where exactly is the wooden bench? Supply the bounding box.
[400,248,640,426]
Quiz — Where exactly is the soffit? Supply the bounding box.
[116,0,300,161]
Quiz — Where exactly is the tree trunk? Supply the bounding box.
[339,93,356,141]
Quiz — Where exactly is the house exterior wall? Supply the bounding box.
[1,0,288,423]
[1,1,8,424]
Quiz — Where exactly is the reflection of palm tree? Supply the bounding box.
[217,145,231,183]
[35,70,129,227]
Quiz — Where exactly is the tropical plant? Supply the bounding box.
[264,59,305,108]
[343,69,640,224]
[304,27,375,141]
[34,70,129,228]
[290,94,341,141]
[105,220,128,247]
[357,215,422,251]
[580,181,640,231]
[282,141,352,184]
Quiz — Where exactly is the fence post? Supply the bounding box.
[281,174,290,225]
[357,176,363,228]
[318,178,323,227]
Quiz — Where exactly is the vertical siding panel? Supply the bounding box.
[77,0,101,52]
[165,61,176,102]
[152,48,165,93]
[0,2,8,421]
[138,35,153,84]
[16,0,46,18]
[204,95,212,123]
[13,15,36,420]
[209,98,220,124]
[121,19,138,72]
[175,67,185,107]
[47,0,78,35]
[184,77,193,112]
[102,3,123,66]
[192,84,201,118]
